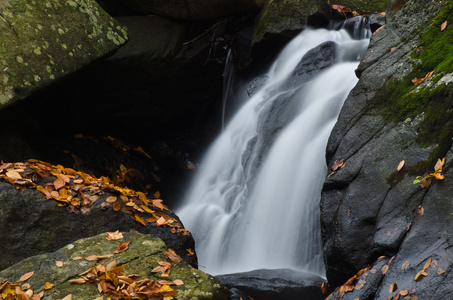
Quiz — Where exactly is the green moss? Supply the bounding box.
[371,1,453,173]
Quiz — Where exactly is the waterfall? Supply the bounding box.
[177,21,370,276]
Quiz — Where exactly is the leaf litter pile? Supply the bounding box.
[0,159,190,235]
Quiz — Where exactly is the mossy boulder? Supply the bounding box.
[252,0,332,47]
[335,0,392,13]
[117,0,265,20]
[0,0,128,108]
[0,233,230,300]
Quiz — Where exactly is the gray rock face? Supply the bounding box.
[0,233,230,300]
[321,0,453,298]
[216,269,325,300]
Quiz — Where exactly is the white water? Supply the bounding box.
[177,27,369,276]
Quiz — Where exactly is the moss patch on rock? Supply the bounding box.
[371,0,453,171]
[0,0,128,108]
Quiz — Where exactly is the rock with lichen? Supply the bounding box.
[0,0,128,108]
[0,232,230,300]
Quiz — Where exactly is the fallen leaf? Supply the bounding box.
[164,248,183,263]
[6,171,22,180]
[434,158,445,173]
[423,258,432,270]
[43,282,54,290]
[430,172,444,180]
[431,260,438,268]
[332,4,346,13]
[106,196,117,203]
[441,20,448,31]
[391,46,397,53]
[400,289,409,296]
[106,231,123,241]
[54,177,65,190]
[68,278,87,284]
[62,294,72,300]
[420,176,432,189]
[397,160,405,171]
[370,268,377,274]
[114,242,130,254]
[412,71,434,85]
[21,283,31,290]
[186,248,194,256]
[173,279,184,286]
[389,282,397,294]
[19,271,34,282]
[321,282,327,294]
[71,256,83,260]
[154,191,161,198]
[402,260,410,271]
[355,279,366,290]
[113,202,121,211]
[414,270,428,281]
[437,268,446,275]
[332,158,345,172]
[56,261,63,268]
[382,264,389,275]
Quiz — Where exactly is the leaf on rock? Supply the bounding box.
[382,265,389,275]
[62,294,72,300]
[412,71,434,85]
[106,196,117,203]
[400,289,409,296]
[332,158,345,172]
[402,260,410,271]
[54,177,65,190]
[332,4,346,13]
[423,258,432,270]
[431,260,438,268]
[186,249,194,256]
[441,20,448,31]
[389,282,396,294]
[154,191,161,198]
[71,256,83,260]
[6,171,22,181]
[437,268,446,275]
[106,230,123,241]
[397,160,405,171]
[414,270,428,281]
[430,172,444,180]
[164,248,183,263]
[151,261,172,278]
[112,202,121,211]
[68,277,88,284]
[173,279,184,286]
[43,282,54,290]
[56,261,63,268]
[434,158,445,173]
[19,271,34,282]
[114,242,130,254]
[355,279,366,290]
[420,176,432,189]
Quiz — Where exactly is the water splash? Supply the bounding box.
[177,27,369,276]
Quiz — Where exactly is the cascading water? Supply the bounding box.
[177,18,370,276]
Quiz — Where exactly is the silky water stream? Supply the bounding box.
[177,18,370,277]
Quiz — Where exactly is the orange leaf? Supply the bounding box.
[382,264,389,275]
[414,270,428,281]
[43,282,54,290]
[56,261,63,268]
[71,256,83,260]
[389,282,396,294]
[412,71,434,85]
[85,255,99,261]
[106,231,123,241]
[441,20,448,31]
[423,257,432,270]
[173,279,184,286]
[62,294,72,300]
[164,248,183,263]
[332,4,346,13]
[434,157,445,173]
[430,172,444,180]
[114,242,130,254]
[54,177,65,190]
[186,248,194,256]
[400,289,409,296]
[113,202,121,211]
[19,271,34,282]
[6,171,22,180]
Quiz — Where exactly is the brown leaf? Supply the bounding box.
[105,230,123,241]
[382,264,389,275]
[56,261,63,268]
[370,268,377,274]
[441,20,448,31]
[85,255,99,261]
[154,191,161,198]
[430,172,444,180]
[71,256,83,260]
[332,4,346,13]
[397,160,405,171]
[19,271,34,282]
[412,71,434,86]
[355,279,366,290]
[62,294,72,300]
[6,171,22,180]
[434,158,445,173]
[54,177,65,190]
[113,242,130,254]
[402,260,410,271]
[423,257,432,271]
[164,248,183,263]
[173,279,184,286]
[332,158,345,172]
[420,176,432,189]
[437,268,446,275]
[68,278,87,284]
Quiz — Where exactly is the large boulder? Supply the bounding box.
[116,0,265,20]
[0,0,127,108]
[0,232,230,300]
[321,0,453,298]
[0,160,195,271]
[252,0,332,47]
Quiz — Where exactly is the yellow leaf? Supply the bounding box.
[389,282,396,294]
[186,248,194,256]
[414,270,428,281]
[1,283,16,298]
[43,282,54,290]
[19,271,35,282]
[120,164,127,173]
[397,160,405,171]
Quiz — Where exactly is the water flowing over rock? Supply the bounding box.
[321,0,453,298]
[0,0,127,108]
[177,25,369,277]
